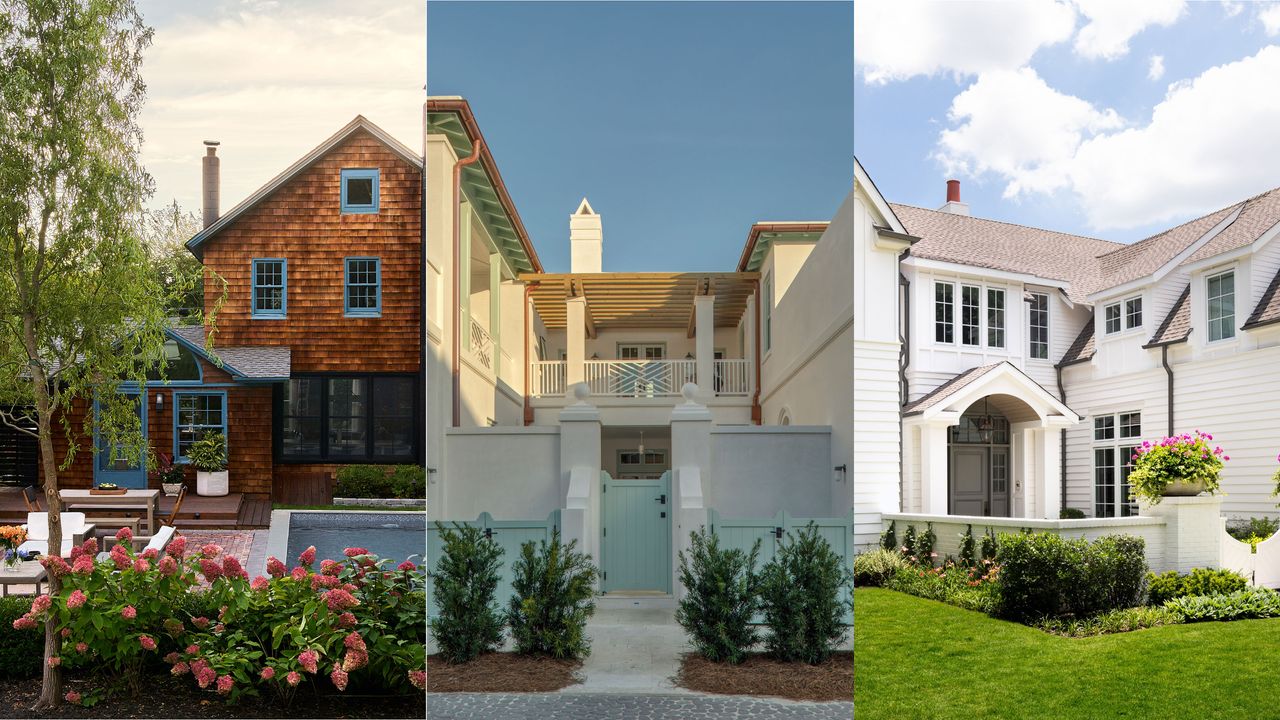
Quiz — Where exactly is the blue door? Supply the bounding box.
[94,392,147,488]
[601,471,672,593]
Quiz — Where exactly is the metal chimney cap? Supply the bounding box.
[203,140,220,147]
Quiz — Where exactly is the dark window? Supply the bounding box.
[281,378,321,458]
[252,259,286,317]
[277,374,417,463]
[1029,292,1049,359]
[174,393,226,461]
[340,168,379,214]
[1125,297,1142,329]
[987,288,1005,348]
[1104,303,1122,334]
[345,257,381,316]
[961,285,980,346]
[145,341,202,383]
[1208,271,1235,341]
[935,282,954,343]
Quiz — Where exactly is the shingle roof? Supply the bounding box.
[169,326,290,380]
[1244,269,1280,330]
[903,363,1002,416]
[1184,187,1280,264]
[1057,319,1095,367]
[1144,285,1191,347]
[890,204,1122,303]
[1094,206,1240,292]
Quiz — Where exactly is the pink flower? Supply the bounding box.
[121,605,137,620]
[72,555,94,575]
[299,649,320,674]
[48,656,61,668]
[141,547,159,561]
[214,623,225,633]
[311,574,339,591]
[66,589,87,610]
[341,649,368,671]
[343,632,366,652]
[222,556,247,580]
[298,546,316,566]
[60,627,71,638]
[1224,455,1231,461]
[163,651,180,664]
[200,543,221,558]
[115,526,133,542]
[132,558,150,573]
[167,536,186,558]
[196,666,217,689]
[139,635,157,651]
[31,594,52,614]
[409,669,426,690]
[159,556,178,576]
[266,556,286,577]
[260,666,276,680]
[76,642,89,654]
[185,644,200,655]
[337,612,356,628]
[109,544,130,571]
[69,545,83,561]
[199,558,222,581]
[12,615,36,630]
[216,675,233,695]
[320,559,342,576]
[80,537,98,556]
[171,661,190,676]
[330,666,349,691]
[397,560,417,572]
[285,671,301,687]
[192,617,210,630]
[291,566,308,582]
[343,547,369,558]
[64,690,82,704]
[322,588,360,612]
[250,575,269,592]
[42,555,71,577]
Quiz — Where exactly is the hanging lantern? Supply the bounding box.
[976,397,995,441]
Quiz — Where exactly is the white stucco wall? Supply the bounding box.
[708,426,834,518]
[439,426,562,520]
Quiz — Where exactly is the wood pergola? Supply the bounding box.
[519,272,760,337]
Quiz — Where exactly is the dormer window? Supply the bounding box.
[340,168,379,214]
[1104,303,1122,334]
[1207,270,1235,341]
[1124,297,1142,330]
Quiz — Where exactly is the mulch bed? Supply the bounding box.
[427,652,582,693]
[0,673,424,719]
[675,652,853,702]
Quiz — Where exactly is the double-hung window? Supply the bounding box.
[935,282,955,343]
[1207,270,1236,341]
[1028,292,1049,359]
[340,168,379,214]
[1093,411,1141,517]
[278,375,417,463]
[1103,302,1122,334]
[174,392,227,462]
[1125,296,1142,330]
[960,285,980,346]
[987,288,1006,348]
[344,257,381,317]
[251,259,286,317]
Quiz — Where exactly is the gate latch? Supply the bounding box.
[773,527,784,540]
[484,528,493,540]
[656,494,667,505]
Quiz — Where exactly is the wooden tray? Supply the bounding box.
[89,487,128,496]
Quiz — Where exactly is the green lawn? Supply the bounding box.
[855,587,1280,719]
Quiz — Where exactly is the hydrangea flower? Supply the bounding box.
[66,589,86,610]
[266,556,286,577]
[330,666,349,691]
[64,690,82,704]
[298,546,316,566]
[260,666,276,680]
[121,605,137,620]
[299,648,320,674]
[250,575,269,592]
[409,669,426,690]
[285,671,302,687]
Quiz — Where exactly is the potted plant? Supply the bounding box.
[153,451,186,497]
[188,431,229,497]
[1129,430,1227,505]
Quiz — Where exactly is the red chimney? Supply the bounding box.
[946,179,961,204]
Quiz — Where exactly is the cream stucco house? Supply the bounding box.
[425,98,854,601]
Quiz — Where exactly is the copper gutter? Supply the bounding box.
[523,281,540,426]
[736,222,831,272]
[452,139,484,427]
[752,277,762,424]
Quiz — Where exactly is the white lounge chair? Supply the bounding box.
[18,512,96,558]
[95,524,178,562]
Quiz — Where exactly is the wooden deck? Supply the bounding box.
[0,488,273,529]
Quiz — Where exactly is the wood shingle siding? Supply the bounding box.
[200,131,422,374]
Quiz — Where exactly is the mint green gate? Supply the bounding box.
[601,470,672,593]
[426,511,560,619]
[709,509,854,624]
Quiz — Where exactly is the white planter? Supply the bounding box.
[197,470,229,497]
[161,482,184,497]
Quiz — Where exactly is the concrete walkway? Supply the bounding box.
[568,608,691,693]
[427,693,854,719]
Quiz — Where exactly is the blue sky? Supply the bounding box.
[428,1,853,272]
[855,1,1280,244]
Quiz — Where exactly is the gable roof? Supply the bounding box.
[902,363,1001,415]
[186,116,420,260]
[1245,268,1280,330]
[1058,319,1096,367]
[903,360,1078,423]
[1144,285,1192,348]
[891,204,1121,303]
[168,326,290,382]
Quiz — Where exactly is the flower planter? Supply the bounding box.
[196,470,229,497]
[161,482,185,497]
[1162,478,1207,497]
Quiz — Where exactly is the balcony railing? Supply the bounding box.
[531,360,566,397]
[468,319,493,371]
[587,359,695,397]
[714,359,751,396]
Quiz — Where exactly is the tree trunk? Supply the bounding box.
[25,317,62,711]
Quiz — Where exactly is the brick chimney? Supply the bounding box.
[202,141,220,229]
[570,197,602,273]
[938,178,970,216]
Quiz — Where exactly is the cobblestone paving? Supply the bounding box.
[427,693,854,720]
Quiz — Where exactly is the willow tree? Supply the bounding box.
[0,0,166,709]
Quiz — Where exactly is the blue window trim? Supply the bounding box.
[344,256,382,317]
[251,258,287,319]
[340,168,380,214]
[172,390,229,464]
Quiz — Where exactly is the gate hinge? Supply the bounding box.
[603,527,606,537]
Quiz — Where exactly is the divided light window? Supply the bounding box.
[1125,296,1142,330]
[1207,270,1236,342]
[1093,411,1140,518]
[251,259,286,317]
[934,282,954,343]
[344,257,381,317]
[987,288,1005,348]
[278,375,417,463]
[174,392,226,462]
[340,168,379,214]
[1103,303,1122,334]
[960,285,980,346]
[1028,292,1049,360]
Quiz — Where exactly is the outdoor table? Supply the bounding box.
[0,561,48,597]
[60,488,160,534]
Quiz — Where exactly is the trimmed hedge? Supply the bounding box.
[1147,568,1248,605]
[335,465,426,499]
[0,596,41,679]
[996,532,1147,620]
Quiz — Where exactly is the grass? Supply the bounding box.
[271,503,424,512]
[855,587,1280,719]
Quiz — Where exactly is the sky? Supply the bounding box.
[135,0,424,214]
[855,0,1280,244]
[428,1,854,273]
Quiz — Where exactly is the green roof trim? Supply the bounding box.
[743,230,825,272]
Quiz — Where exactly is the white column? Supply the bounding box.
[744,295,757,393]
[694,294,715,400]
[560,386,602,565]
[489,253,501,365]
[916,417,956,514]
[1140,496,1224,573]
[566,296,587,389]
[1039,424,1063,520]
[1010,422,1038,519]
[670,385,712,600]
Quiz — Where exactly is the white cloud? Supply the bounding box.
[1260,3,1280,35]
[1222,1,1244,18]
[854,0,1076,83]
[1071,0,1185,60]
[138,0,424,212]
[935,68,1123,198]
[1148,54,1165,80]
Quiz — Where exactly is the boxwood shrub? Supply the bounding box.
[1147,568,1248,605]
[0,596,41,679]
[996,532,1147,620]
[335,465,426,499]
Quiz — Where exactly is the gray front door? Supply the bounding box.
[950,447,988,515]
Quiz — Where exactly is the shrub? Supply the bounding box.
[675,528,761,664]
[759,523,852,664]
[1059,507,1086,519]
[1147,568,1248,605]
[913,523,937,567]
[506,529,598,660]
[996,532,1147,620]
[335,465,426,499]
[884,560,1000,614]
[1034,605,1185,637]
[879,521,896,552]
[188,432,227,472]
[853,548,908,588]
[1129,430,1226,504]
[958,525,976,567]
[1227,516,1279,550]
[1166,587,1280,622]
[979,528,999,563]
[428,523,505,663]
[0,596,41,679]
